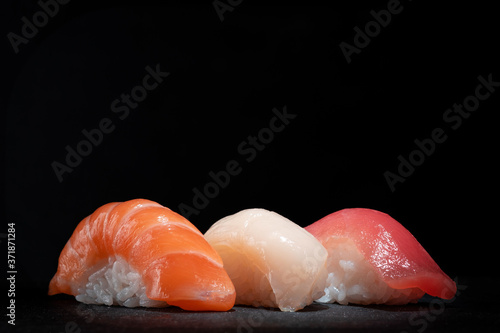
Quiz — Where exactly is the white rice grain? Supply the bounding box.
[317,238,425,305]
[75,256,168,308]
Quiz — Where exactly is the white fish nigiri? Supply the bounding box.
[204,208,328,312]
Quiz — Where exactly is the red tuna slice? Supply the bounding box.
[305,208,456,300]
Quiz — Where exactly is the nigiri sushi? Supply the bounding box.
[305,208,457,305]
[48,199,236,311]
[204,208,328,312]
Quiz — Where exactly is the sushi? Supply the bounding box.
[204,208,328,312]
[305,208,457,305]
[48,199,236,311]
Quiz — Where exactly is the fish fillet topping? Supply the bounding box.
[305,208,456,305]
[205,208,328,312]
[49,199,236,311]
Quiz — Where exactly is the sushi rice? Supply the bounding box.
[318,238,424,305]
[75,256,168,308]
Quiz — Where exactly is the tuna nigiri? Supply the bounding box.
[305,208,457,305]
[204,209,328,312]
[48,199,236,311]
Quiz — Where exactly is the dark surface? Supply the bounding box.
[6,277,500,333]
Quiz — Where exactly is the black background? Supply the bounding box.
[2,0,498,302]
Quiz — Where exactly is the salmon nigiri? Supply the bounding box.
[48,199,235,311]
[305,208,456,305]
